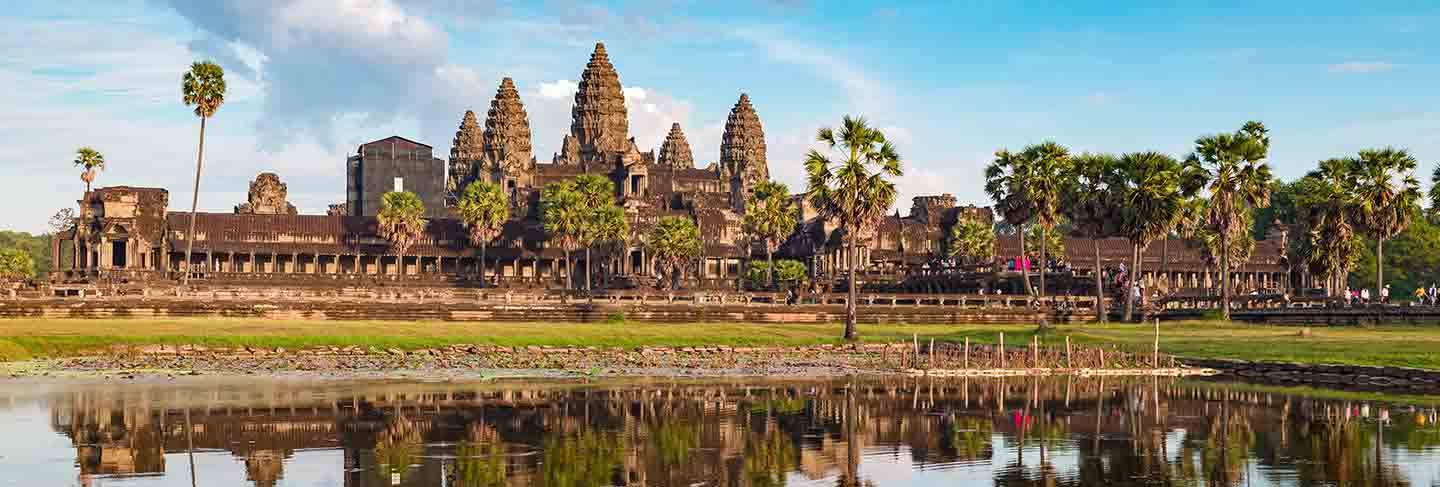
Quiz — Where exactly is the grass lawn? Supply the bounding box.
[1,318,1438,369]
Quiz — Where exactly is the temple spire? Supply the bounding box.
[656,122,695,169]
[568,42,629,162]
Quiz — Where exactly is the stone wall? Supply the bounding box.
[1179,357,1440,393]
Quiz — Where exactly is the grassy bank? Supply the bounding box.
[1,318,1438,369]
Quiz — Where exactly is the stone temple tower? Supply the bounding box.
[656,122,695,169]
[719,93,769,207]
[563,42,630,164]
[480,77,535,192]
[446,110,484,203]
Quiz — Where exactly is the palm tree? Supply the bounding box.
[647,216,701,290]
[1063,153,1123,322]
[1350,148,1422,303]
[377,191,427,276]
[455,181,509,285]
[945,220,994,268]
[541,180,585,290]
[1114,152,1203,321]
[803,115,902,341]
[1294,159,1363,296]
[1018,142,1071,297]
[742,180,798,289]
[985,149,1036,296]
[585,204,629,290]
[180,61,226,285]
[1189,121,1273,320]
[73,147,105,193]
[573,174,619,291]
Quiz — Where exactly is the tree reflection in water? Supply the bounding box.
[22,377,1440,486]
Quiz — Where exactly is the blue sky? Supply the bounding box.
[2,0,1437,233]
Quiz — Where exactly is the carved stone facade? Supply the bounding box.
[559,43,630,165]
[446,110,484,202]
[656,123,695,169]
[234,173,297,215]
[719,94,768,206]
[478,77,535,192]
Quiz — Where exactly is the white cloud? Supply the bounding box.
[1328,61,1395,74]
[732,27,894,114]
[537,79,578,99]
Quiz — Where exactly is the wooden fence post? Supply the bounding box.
[964,337,970,370]
[929,338,935,368]
[1153,318,1160,368]
[1065,336,1072,369]
[998,332,1005,369]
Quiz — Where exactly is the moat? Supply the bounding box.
[2,377,1438,486]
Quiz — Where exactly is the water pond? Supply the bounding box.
[1,376,1438,486]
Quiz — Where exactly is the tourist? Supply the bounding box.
[1361,288,1371,304]
[1344,286,1352,305]
[1414,286,1426,305]
[1428,283,1437,305]
[1381,284,1390,304]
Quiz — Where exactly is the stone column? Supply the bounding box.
[50,236,61,273]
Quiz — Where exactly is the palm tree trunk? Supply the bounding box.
[1133,242,1145,321]
[1220,231,1231,321]
[1124,243,1138,322]
[1018,226,1032,296]
[182,116,207,286]
[1093,239,1105,323]
[844,239,858,341]
[585,247,592,291]
[767,245,775,290]
[1039,226,1048,298]
[1375,237,1384,304]
[479,243,487,286]
[563,250,570,290]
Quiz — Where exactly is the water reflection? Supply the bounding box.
[4,377,1439,486]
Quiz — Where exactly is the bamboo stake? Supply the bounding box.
[1153,318,1161,368]
[998,332,1005,369]
[929,338,935,368]
[963,337,970,369]
[1099,347,1106,369]
[1065,336,1072,369]
[913,333,920,367]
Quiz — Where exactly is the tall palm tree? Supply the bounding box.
[647,216,701,290]
[985,149,1036,296]
[1350,148,1422,303]
[1114,152,1203,321]
[1189,121,1273,320]
[377,191,427,276]
[73,147,105,193]
[1063,153,1123,322]
[804,115,902,341]
[455,181,510,284]
[541,180,585,290]
[742,180,798,289]
[585,204,629,290]
[1294,159,1363,296]
[1018,142,1071,297]
[573,174,620,291]
[180,61,225,285]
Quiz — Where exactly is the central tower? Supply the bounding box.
[567,42,630,163]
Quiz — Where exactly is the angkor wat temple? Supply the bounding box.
[51,43,1289,295]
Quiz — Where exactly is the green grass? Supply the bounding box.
[2,318,1440,369]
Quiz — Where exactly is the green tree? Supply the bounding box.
[1351,217,1440,298]
[1189,121,1274,320]
[945,220,995,267]
[1114,151,1204,321]
[985,149,1036,295]
[1024,222,1067,263]
[1350,148,1422,302]
[73,147,105,193]
[1063,153,1124,322]
[377,191,427,276]
[180,60,226,286]
[573,174,625,291]
[0,248,35,282]
[541,180,585,290]
[742,180,798,289]
[804,115,902,341]
[0,231,52,277]
[583,204,629,290]
[1020,142,1070,296]
[744,259,806,289]
[454,181,510,284]
[1294,159,1363,295]
[647,216,701,290]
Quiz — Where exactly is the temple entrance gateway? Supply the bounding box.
[111,241,127,268]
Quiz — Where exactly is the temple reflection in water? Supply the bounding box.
[12,377,1440,486]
